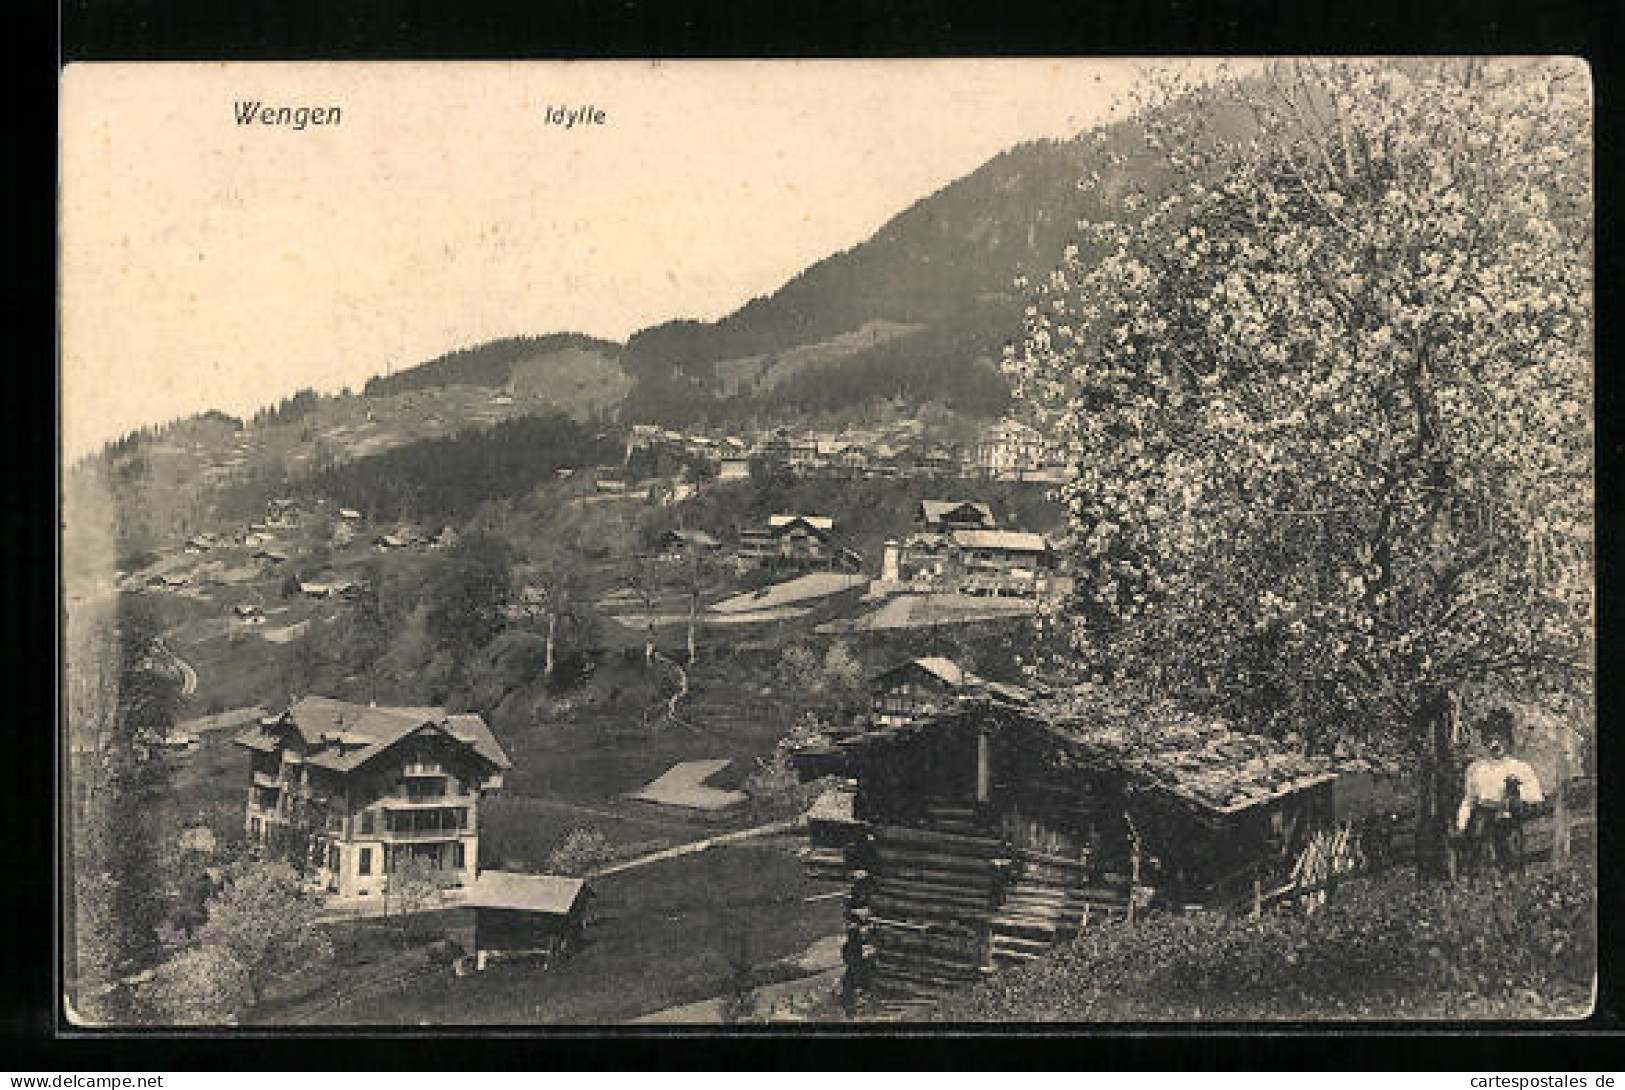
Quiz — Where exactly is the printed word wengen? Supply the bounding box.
[233,101,343,129]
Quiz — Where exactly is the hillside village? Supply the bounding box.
[64,59,1595,1027]
[67,394,1116,1022]
[67,379,1591,1023]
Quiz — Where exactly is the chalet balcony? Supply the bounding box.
[380,794,473,809]
[247,799,284,821]
[372,827,469,843]
[253,771,283,789]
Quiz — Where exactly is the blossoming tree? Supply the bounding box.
[1007,59,1592,872]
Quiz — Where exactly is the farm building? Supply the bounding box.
[791,673,1342,1004]
[915,500,996,533]
[736,514,862,573]
[866,657,1032,728]
[299,580,357,600]
[452,870,593,970]
[656,528,723,560]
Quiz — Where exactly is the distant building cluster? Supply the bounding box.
[874,500,1061,600]
[625,417,1071,483]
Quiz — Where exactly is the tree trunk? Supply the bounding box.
[687,592,699,665]
[1414,688,1455,881]
[544,613,556,680]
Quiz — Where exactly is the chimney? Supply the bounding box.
[881,539,901,583]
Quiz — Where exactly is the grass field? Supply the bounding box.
[259,836,842,1025]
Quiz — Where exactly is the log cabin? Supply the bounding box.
[792,674,1341,1004]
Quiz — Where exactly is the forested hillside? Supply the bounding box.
[303,413,619,524]
[362,333,622,397]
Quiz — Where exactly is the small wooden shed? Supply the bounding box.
[463,870,593,968]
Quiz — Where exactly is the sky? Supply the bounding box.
[60,59,1198,460]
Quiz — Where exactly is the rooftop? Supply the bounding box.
[950,529,1049,552]
[919,500,996,526]
[1013,686,1337,815]
[234,696,511,774]
[465,870,589,916]
[768,514,835,532]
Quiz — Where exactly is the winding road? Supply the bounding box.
[154,637,198,696]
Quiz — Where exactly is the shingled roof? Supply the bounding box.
[949,528,1050,553]
[1023,687,1338,815]
[845,684,1336,817]
[233,696,511,774]
[465,870,590,916]
[918,500,996,528]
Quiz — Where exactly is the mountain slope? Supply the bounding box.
[362,333,625,400]
[614,123,1176,424]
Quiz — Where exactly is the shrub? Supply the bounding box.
[931,863,1595,1021]
[547,827,615,877]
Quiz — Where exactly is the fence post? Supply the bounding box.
[1251,866,1262,919]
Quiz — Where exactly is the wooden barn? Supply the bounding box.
[792,675,1341,1005]
[459,870,593,970]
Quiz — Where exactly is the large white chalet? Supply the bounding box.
[234,697,511,899]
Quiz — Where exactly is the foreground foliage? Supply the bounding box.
[142,859,334,1023]
[930,864,1594,1021]
[1010,59,1592,754]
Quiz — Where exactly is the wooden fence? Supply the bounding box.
[1239,805,1596,919]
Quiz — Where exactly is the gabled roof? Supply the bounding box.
[984,419,1044,441]
[805,785,858,825]
[443,713,514,771]
[661,528,722,549]
[465,870,590,916]
[768,514,834,532]
[949,529,1049,552]
[874,656,982,690]
[233,696,510,774]
[918,500,995,527]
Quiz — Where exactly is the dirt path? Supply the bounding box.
[155,637,198,696]
[589,818,802,879]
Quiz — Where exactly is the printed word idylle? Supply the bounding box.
[542,105,607,129]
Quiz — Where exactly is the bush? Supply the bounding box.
[547,827,615,877]
[931,863,1596,1021]
[138,944,252,1026]
[743,714,829,821]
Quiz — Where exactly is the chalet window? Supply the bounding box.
[328,845,339,872]
[360,809,375,835]
[358,847,372,876]
[250,818,261,838]
[453,842,465,869]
